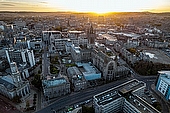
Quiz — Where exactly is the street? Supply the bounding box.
[36,73,158,113]
[36,78,130,113]
[36,41,160,113]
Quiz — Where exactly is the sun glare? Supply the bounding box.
[43,0,169,13]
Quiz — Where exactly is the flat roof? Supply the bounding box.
[69,31,84,34]
[101,34,117,41]
[42,31,61,33]
[158,71,170,76]
[67,66,82,76]
[158,71,170,84]
[141,49,170,64]
[119,81,144,94]
[130,95,161,113]
[71,45,81,54]
[77,62,100,75]
[94,79,145,103]
[94,79,160,113]
[113,32,141,38]
[97,91,121,105]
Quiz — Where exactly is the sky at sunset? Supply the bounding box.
[0,0,170,13]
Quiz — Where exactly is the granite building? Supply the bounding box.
[0,62,30,100]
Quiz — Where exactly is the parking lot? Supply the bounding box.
[142,49,170,64]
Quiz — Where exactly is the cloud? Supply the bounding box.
[1,4,15,6]
[40,2,48,4]
[0,1,57,12]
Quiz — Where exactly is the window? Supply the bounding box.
[162,90,165,94]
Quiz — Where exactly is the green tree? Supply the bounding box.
[31,74,42,89]
[133,60,170,75]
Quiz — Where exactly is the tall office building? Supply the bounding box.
[156,71,170,100]
[93,79,160,113]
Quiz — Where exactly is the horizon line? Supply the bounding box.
[0,10,170,14]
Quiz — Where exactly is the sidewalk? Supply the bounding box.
[0,94,22,113]
[0,88,38,113]
[14,88,39,113]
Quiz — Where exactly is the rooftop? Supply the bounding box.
[42,77,67,88]
[94,79,160,113]
[112,32,141,39]
[77,62,100,75]
[119,80,144,94]
[158,71,170,84]
[128,95,160,113]
[69,31,84,34]
[141,49,170,64]
[97,91,121,105]
[98,51,115,63]
[67,66,82,77]
[71,45,81,54]
[100,34,117,42]
[67,67,84,81]
[76,62,101,80]
[0,75,16,91]
[42,31,61,34]
[94,79,145,103]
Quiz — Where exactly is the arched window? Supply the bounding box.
[108,63,114,70]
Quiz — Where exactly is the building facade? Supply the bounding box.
[156,71,170,101]
[70,44,129,81]
[0,62,30,100]
[42,76,70,99]
[67,66,87,91]
[93,79,160,113]
[5,48,35,67]
[76,62,101,81]
[91,50,117,80]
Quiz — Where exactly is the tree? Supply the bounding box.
[34,94,37,98]
[38,70,41,74]
[82,106,95,113]
[12,95,21,103]
[127,48,136,54]
[54,26,62,31]
[133,60,170,75]
[26,101,30,108]
[33,101,36,106]
[152,102,162,111]
[31,74,42,89]
[33,98,36,102]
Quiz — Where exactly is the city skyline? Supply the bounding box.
[0,7,170,112]
[0,0,170,13]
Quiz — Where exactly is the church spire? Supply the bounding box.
[89,23,93,34]
[10,62,22,87]
[87,23,95,45]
